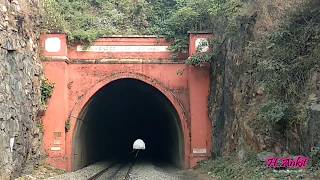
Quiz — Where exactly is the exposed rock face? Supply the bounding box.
[209,14,260,157]
[307,71,320,148]
[209,0,320,158]
[0,0,42,179]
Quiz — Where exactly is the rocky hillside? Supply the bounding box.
[209,0,320,158]
[0,0,42,179]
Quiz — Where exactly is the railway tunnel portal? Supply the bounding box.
[41,33,213,171]
[73,78,184,170]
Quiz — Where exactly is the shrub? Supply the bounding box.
[257,100,289,127]
[41,0,151,43]
[250,2,320,103]
[249,1,320,138]
[41,78,54,106]
[310,146,320,169]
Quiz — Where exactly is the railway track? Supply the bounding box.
[88,150,139,180]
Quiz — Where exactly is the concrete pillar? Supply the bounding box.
[188,32,213,167]
[40,34,69,170]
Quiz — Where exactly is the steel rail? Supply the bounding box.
[88,150,139,180]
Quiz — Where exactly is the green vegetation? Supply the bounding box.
[310,146,320,169]
[251,2,320,139]
[251,4,320,103]
[65,118,71,132]
[153,0,245,55]
[197,154,320,180]
[42,0,243,53]
[40,78,54,106]
[257,100,289,128]
[36,121,44,134]
[42,0,151,43]
[198,154,265,179]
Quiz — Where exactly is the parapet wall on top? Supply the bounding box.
[40,33,213,62]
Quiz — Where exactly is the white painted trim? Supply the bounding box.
[50,147,61,151]
[76,45,170,53]
[192,148,207,154]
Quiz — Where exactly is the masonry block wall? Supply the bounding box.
[41,33,213,171]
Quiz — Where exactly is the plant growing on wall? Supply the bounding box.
[65,118,71,132]
[41,78,54,106]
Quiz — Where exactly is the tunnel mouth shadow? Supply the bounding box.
[72,78,184,170]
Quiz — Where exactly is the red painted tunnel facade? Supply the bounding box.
[40,33,213,171]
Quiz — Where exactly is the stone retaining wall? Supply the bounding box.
[0,0,42,179]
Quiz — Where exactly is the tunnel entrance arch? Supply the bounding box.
[68,74,189,171]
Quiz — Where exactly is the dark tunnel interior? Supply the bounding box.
[73,78,184,170]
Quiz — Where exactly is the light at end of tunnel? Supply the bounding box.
[133,139,146,150]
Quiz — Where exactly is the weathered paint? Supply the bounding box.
[67,36,188,60]
[189,32,213,56]
[41,34,68,59]
[40,33,213,171]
